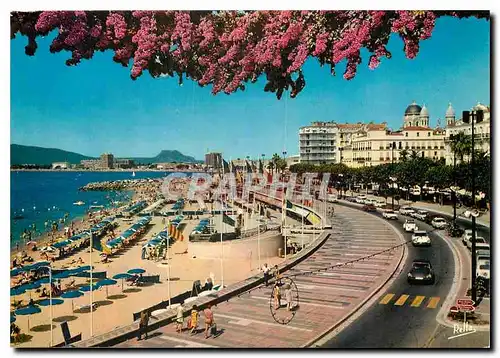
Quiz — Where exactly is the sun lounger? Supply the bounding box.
[75,303,97,311]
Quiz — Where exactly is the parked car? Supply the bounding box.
[362,204,377,212]
[355,195,367,204]
[412,231,431,246]
[375,200,387,208]
[403,219,418,232]
[327,194,338,203]
[462,229,473,246]
[399,206,415,216]
[382,209,398,220]
[431,217,448,229]
[407,260,435,284]
[467,236,488,251]
[476,262,490,280]
[476,250,490,264]
[414,210,429,221]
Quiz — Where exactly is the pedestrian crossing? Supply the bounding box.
[379,293,441,309]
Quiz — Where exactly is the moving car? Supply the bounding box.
[414,210,429,221]
[374,200,387,208]
[399,206,415,216]
[403,219,418,232]
[382,209,398,220]
[362,204,377,212]
[327,194,338,203]
[467,236,488,251]
[412,231,431,246]
[431,217,448,229]
[346,196,357,203]
[407,260,435,284]
[462,229,473,246]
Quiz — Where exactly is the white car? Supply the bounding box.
[403,219,418,232]
[327,194,338,203]
[414,210,428,221]
[467,236,488,250]
[476,262,490,280]
[382,210,398,220]
[356,195,367,204]
[431,217,448,229]
[462,229,473,246]
[412,231,431,246]
[399,206,415,216]
[476,250,490,264]
[375,200,386,208]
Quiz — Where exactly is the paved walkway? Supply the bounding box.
[116,205,403,348]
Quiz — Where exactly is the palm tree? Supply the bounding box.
[450,131,473,162]
[399,149,409,162]
[271,153,281,174]
[410,150,419,161]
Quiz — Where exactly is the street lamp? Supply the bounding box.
[39,265,53,347]
[390,141,396,209]
[462,109,484,304]
[449,134,458,223]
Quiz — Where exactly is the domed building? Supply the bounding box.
[403,101,429,128]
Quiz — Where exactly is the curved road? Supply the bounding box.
[322,201,455,348]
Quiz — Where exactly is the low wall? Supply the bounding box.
[188,232,283,260]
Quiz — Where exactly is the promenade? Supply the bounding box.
[116,205,404,348]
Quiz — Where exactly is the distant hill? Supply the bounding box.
[11,144,95,165]
[131,150,200,164]
[11,144,201,165]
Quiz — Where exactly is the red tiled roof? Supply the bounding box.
[366,123,387,130]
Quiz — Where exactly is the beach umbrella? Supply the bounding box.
[36,276,51,285]
[37,298,64,306]
[79,284,99,292]
[11,287,26,296]
[10,268,23,277]
[20,281,42,299]
[113,273,133,292]
[96,279,117,298]
[53,271,72,280]
[127,268,145,275]
[15,305,41,331]
[61,290,84,313]
[11,314,16,323]
[40,246,55,252]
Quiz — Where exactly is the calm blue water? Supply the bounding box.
[10,171,179,245]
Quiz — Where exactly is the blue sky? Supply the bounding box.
[10,16,490,160]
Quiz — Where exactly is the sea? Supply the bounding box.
[10,171,183,247]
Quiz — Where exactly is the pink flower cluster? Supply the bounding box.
[10,10,488,98]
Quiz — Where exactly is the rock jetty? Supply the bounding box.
[79,179,161,191]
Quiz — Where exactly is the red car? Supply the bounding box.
[362,204,377,212]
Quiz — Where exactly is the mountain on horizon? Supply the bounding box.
[11,144,201,165]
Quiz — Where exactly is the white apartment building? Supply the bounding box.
[299,121,338,164]
[444,102,491,165]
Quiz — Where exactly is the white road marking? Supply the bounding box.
[249,295,347,309]
[157,335,219,348]
[215,313,313,332]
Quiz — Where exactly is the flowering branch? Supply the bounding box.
[11,10,489,99]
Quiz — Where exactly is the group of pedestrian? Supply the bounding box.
[176,304,217,339]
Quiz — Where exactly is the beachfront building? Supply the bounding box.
[299,121,338,165]
[81,159,101,170]
[286,155,300,167]
[444,102,491,165]
[51,161,70,169]
[114,158,135,169]
[101,153,114,169]
[298,101,451,168]
[205,152,222,169]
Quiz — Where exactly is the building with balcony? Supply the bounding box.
[114,158,135,169]
[100,153,114,169]
[444,102,491,165]
[205,152,222,169]
[299,121,338,165]
[81,159,101,170]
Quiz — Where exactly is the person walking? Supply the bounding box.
[175,304,184,333]
[204,304,215,339]
[137,309,150,341]
[190,305,199,335]
[273,284,281,310]
[285,284,293,311]
[262,263,270,287]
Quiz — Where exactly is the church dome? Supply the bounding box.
[446,102,455,117]
[473,102,489,112]
[420,104,429,117]
[405,101,422,115]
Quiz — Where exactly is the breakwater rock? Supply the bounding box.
[79,179,161,192]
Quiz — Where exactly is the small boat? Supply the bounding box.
[132,171,136,177]
[73,201,85,206]
[90,205,104,209]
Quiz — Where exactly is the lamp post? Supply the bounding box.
[40,265,53,347]
[390,142,396,209]
[450,134,458,223]
[462,108,484,304]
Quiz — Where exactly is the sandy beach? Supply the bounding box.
[11,180,284,348]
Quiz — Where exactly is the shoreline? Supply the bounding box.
[10,169,205,173]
